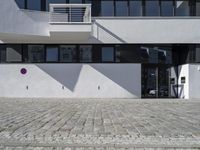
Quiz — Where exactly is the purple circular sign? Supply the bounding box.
[20,68,27,75]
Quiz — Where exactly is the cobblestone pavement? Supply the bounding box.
[0,98,200,149]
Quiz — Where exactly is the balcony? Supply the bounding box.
[49,4,92,42]
[49,3,91,24]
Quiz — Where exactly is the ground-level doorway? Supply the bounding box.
[142,64,173,98]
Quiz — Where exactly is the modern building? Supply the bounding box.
[0,0,200,99]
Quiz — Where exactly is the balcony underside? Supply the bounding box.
[0,31,91,43]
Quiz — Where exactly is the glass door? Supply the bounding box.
[158,67,170,98]
[142,65,170,98]
[142,65,157,98]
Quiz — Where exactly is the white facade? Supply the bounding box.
[0,64,141,98]
[0,0,200,99]
[1,0,200,44]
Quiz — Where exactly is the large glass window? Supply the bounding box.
[196,1,200,16]
[145,0,160,16]
[101,0,114,16]
[60,45,77,62]
[15,0,25,9]
[46,46,59,62]
[27,0,41,10]
[6,45,22,62]
[28,45,45,62]
[175,1,190,16]
[101,47,114,62]
[115,1,128,16]
[130,0,143,16]
[0,45,6,63]
[46,0,66,11]
[116,45,140,63]
[141,46,172,64]
[161,0,174,16]
[79,45,92,62]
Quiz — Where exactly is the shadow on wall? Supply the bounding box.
[36,64,140,95]
[90,64,140,94]
[93,21,127,43]
[37,64,82,92]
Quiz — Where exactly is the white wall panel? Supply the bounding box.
[0,64,141,98]
[92,18,200,43]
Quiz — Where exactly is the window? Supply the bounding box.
[181,77,186,83]
[85,0,91,4]
[116,45,140,63]
[141,46,172,64]
[145,0,160,16]
[46,0,66,11]
[101,47,114,62]
[170,78,175,84]
[79,45,92,62]
[69,0,82,3]
[46,46,59,62]
[195,45,200,62]
[28,45,45,62]
[130,0,143,16]
[60,45,77,62]
[175,1,189,16]
[141,47,149,63]
[27,0,41,10]
[6,45,22,62]
[161,0,174,16]
[15,0,25,9]
[196,1,200,16]
[0,45,6,63]
[115,1,128,16]
[101,0,114,16]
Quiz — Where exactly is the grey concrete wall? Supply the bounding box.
[0,64,141,98]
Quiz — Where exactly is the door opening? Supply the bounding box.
[142,64,171,98]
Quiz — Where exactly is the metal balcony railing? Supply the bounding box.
[49,4,91,24]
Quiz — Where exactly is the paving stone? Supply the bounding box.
[0,98,200,149]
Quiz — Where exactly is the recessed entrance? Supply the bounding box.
[142,64,171,98]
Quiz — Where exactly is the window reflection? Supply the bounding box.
[145,0,160,16]
[0,45,6,63]
[60,45,77,62]
[27,0,41,10]
[161,1,174,16]
[101,0,114,16]
[46,0,66,11]
[6,45,22,62]
[116,1,128,16]
[116,45,140,63]
[175,1,189,16]
[69,0,82,3]
[79,45,92,62]
[15,0,25,9]
[130,0,143,16]
[28,45,45,62]
[141,46,172,64]
[46,46,59,62]
[196,1,200,16]
[102,47,114,62]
